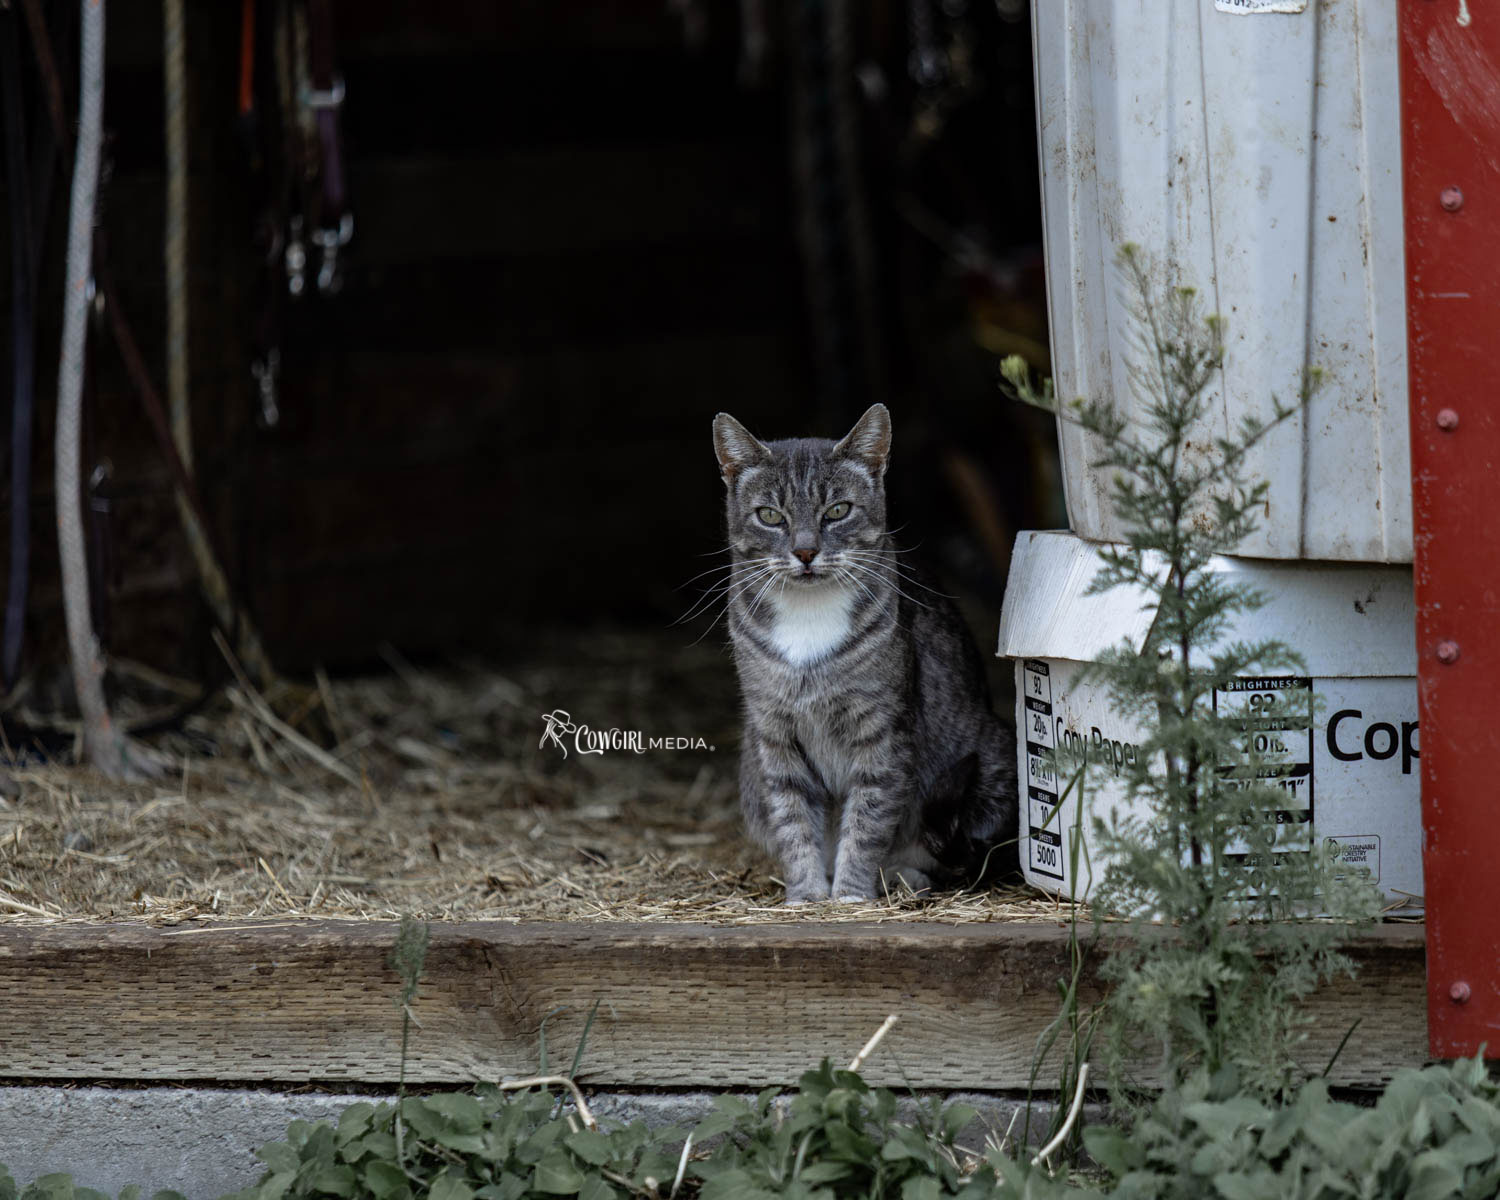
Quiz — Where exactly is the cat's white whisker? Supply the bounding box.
[843,550,957,598]
[842,567,905,627]
[685,564,782,645]
[678,566,782,633]
[674,560,781,625]
[835,567,883,614]
[842,552,938,594]
[745,570,785,621]
[839,559,933,611]
[677,556,778,588]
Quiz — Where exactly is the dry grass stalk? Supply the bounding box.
[847,1014,899,1073]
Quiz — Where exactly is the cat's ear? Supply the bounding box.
[833,403,892,477]
[713,412,770,481]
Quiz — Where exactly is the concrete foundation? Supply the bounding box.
[0,1086,1083,1197]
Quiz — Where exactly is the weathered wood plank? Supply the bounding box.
[0,922,1426,1090]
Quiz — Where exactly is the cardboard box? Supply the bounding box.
[998,531,1420,906]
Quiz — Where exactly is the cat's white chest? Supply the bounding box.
[768,583,855,666]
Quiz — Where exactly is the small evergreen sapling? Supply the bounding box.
[1002,246,1378,1101]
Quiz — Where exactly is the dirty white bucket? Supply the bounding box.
[1032,0,1410,562]
[998,531,1421,906]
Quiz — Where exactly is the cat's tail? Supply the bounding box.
[920,752,1020,889]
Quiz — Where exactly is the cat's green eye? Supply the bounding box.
[757,507,786,526]
[825,502,852,521]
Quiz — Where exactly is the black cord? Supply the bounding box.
[2,12,37,690]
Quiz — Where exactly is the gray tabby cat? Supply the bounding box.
[712,403,1018,903]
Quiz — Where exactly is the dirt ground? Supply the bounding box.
[0,630,1061,926]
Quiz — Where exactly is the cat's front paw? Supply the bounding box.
[830,867,877,902]
[784,879,831,906]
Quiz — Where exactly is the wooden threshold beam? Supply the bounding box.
[0,921,1426,1090]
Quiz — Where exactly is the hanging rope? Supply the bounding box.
[55,0,152,777]
[163,0,190,469]
[158,0,279,691]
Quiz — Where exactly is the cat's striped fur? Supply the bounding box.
[712,404,1018,903]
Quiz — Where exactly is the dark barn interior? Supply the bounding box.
[0,0,1061,921]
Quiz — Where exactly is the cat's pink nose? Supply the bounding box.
[793,547,817,565]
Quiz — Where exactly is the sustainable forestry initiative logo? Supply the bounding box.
[538,710,714,758]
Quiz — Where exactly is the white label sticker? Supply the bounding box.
[1020,661,1064,882]
[1215,0,1307,13]
[1214,676,1316,862]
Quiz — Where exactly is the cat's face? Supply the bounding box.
[711,404,891,587]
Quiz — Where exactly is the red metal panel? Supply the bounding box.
[1400,2,1500,1058]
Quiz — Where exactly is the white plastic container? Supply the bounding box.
[998,531,1420,906]
[1032,0,1411,562]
